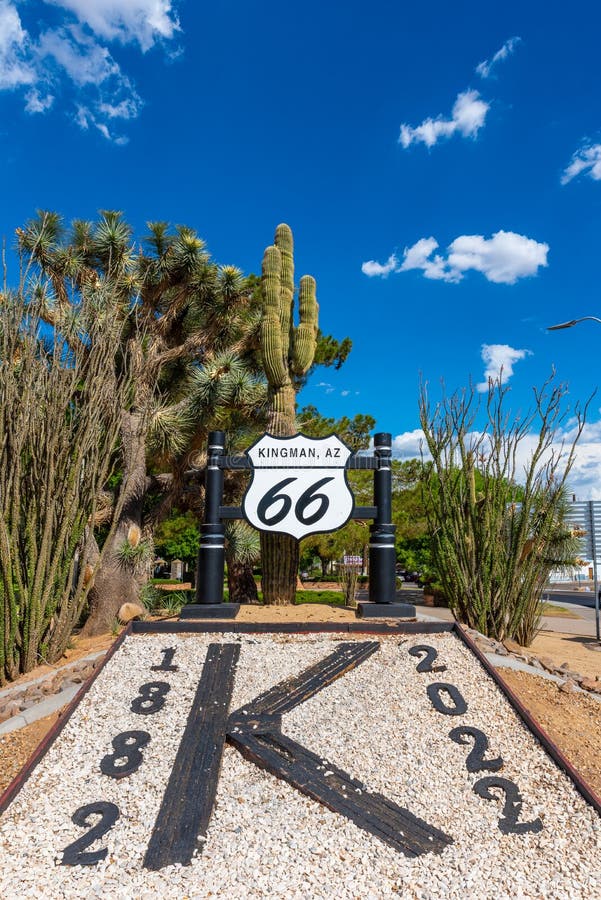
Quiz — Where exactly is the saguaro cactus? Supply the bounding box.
[261,224,318,436]
[259,224,319,603]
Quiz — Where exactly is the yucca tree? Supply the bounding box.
[18,211,262,634]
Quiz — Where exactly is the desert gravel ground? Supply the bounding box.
[0,629,599,900]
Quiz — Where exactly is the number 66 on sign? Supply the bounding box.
[242,434,354,539]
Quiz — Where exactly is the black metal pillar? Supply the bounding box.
[180,431,239,620]
[356,433,415,620]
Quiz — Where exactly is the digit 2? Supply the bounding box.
[61,801,120,866]
[408,644,447,673]
[100,730,151,778]
[131,681,170,715]
[473,776,543,835]
[151,647,178,672]
[426,682,468,716]
[449,726,503,773]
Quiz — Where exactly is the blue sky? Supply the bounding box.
[2,1,601,495]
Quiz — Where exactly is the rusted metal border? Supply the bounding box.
[0,623,132,816]
[131,620,454,635]
[1,620,599,823]
[454,622,601,815]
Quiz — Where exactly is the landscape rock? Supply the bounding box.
[0,701,21,723]
[580,677,601,693]
[558,679,579,693]
[118,602,146,623]
[49,672,65,692]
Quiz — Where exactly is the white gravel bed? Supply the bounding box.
[0,631,599,900]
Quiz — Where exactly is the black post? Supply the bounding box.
[369,433,396,603]
[356,432,415,619]
[180,431,239,620]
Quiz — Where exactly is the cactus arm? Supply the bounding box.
[274,224,294,362]
[261,245,289,388]
[292,275,318,375]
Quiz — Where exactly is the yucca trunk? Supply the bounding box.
[81,410,147,636]
[226,558,259,604]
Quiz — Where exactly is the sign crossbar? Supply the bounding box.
[183,430,415,620]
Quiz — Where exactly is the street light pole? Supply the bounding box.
[548,314,601,644]
[547,315,601,330]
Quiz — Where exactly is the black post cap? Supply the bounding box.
[208,430,226,450]
[374,432,392,449]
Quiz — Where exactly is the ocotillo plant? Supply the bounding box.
[419,374,586,645]
[260,224,319,604]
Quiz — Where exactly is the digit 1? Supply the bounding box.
[151,647,179,672]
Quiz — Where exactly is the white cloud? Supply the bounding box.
[392,429,427,459]
[561,421,601,499]
[0,1,179,142]
[561,143,601,184]
[399,237,453,281]
[316,381,335,394]
[476,36,521,79]
[25,87,54,112]
[44,1,180,52]
[0,0,36,88]
[447,231,549,284]
[75,103,129,143]
[399,90,489,149]
[476,343,532,392]
[361,253,399,278]
[38,26,121,85]
[363,231,549,285]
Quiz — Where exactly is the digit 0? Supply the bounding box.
[426,682,468,716]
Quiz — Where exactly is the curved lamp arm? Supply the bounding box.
[547,316,601,331]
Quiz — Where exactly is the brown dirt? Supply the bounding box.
[524,632,601,679]
[1,606,600,805]
[497,667,601,798]
[0,712,61,794]
[3,633,115,690]
[236,603,354,623]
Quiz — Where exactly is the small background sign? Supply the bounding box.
[343,555,363,567]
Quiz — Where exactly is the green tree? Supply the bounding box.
[19,211,263,633]
[419,374,587,645]
[154,511,200,567]
[297,406,375,450]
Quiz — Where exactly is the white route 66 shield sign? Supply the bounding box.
[242,433,354,539]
